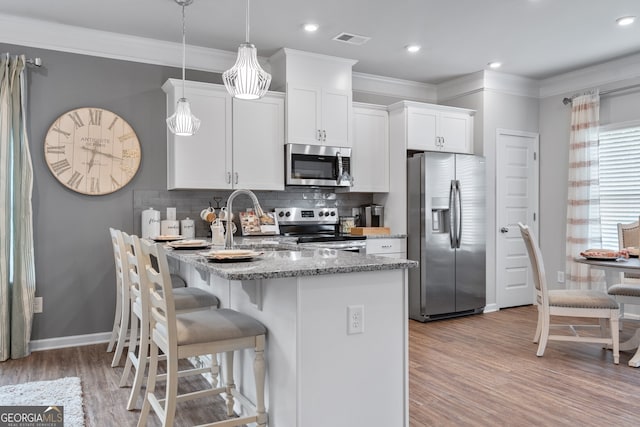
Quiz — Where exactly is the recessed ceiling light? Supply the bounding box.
[303,23,319,32]
[488,61,502,69]
[406,45,421,53]
[616,16,636,26]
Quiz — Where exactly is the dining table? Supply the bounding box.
[575,256,640,367]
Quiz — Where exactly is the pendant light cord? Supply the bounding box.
[245,0,250,43]
[181,3,186,98]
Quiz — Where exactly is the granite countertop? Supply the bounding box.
[165,237,417,281]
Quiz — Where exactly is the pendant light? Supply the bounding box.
[223,0,272,100]
[167,0,201,136]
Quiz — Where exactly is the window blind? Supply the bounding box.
[598,124,640,249]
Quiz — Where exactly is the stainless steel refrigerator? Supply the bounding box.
[407,152,486,321]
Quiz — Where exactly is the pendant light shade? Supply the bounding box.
[223,0,271,99]
[167,98,201,136]
[167,0,200,136]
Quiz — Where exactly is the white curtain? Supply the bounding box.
[565,91,603,290]
[0,53,36,360]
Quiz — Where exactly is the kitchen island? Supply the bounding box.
[166,240,417,427]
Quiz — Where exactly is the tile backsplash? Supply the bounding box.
[133,188,373,237]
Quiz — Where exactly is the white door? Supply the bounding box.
[496,129,539,308]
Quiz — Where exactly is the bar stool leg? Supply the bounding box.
[126,309,149,410]
[106,289,122,352]
[111,293,130,367]
[224,351,236,417]
[137,340,158,427]
[254,335,267,427]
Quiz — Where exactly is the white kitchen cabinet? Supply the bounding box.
[349,103,389,192]
[402,102,474,154]
[287,85,352,147]
[162,79,284,190]
[232,93,285,190]
[163,80,232,189]
[366,237,406,258]
[270,48,356,148]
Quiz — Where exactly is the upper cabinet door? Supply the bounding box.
[233,93,285,191]
[163,80,232,189]
[350,105,389,192]
[439,112,472,154]
[407,108,438,151]
[322,89,352,147]
[287,85,322,145]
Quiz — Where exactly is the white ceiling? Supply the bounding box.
[2,0,640,84]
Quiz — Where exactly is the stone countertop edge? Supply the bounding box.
[166,247,418,281]
[364,234,407,239]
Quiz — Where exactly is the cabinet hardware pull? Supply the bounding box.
[322,130,327,141]
[234,172,239,185]
[226,172,231,184]
[317,129,322,141]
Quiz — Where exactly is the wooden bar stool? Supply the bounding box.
[135,236,268,427]
[116,230,220,410]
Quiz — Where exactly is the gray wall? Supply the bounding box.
[2,43,372,341]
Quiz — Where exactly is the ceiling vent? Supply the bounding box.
[332,32,371,46]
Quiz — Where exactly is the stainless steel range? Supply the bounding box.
[274,207,366,252]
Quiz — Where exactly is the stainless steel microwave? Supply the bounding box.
[285,143,353,187]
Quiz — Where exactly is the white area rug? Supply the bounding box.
[0,376,85,426]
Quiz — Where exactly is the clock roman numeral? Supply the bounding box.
[107,116,119,131]
[68,111,85,129]
[91,177,100,193]
[111,175,120,190]
[89,109,102,126]
[119,132,136,142]
[67,171,84,189]
[46,144,66,154]
[50,159,71,175]
[50,126,71,138]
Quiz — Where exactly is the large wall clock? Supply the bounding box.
[44,107,141,195]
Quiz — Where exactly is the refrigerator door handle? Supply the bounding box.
[449,180,456,249]
[456,180,462,249]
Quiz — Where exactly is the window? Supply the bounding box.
[597,121,640,249]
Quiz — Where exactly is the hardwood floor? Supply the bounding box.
[1,305,640,426]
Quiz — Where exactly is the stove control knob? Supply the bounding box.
[330,211,336,216]
[285,211,291,217]
[278,211,285,217]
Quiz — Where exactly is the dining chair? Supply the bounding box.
[118,230,220,411]
[135,236,268,427]
[518,223,620,364]
[607,217,640,326]
[107,228,190,368]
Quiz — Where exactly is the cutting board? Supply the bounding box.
[350,227,391,236]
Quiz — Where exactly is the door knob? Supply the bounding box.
[500,227,509,233]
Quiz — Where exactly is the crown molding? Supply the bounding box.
[437,70,539,101]
[352,72,437,103]
[539,52,640,98]
[0,13,263,73]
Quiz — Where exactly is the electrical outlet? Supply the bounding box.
[557,271,565,283]
[33,297,43,313]
[347,305,364,335]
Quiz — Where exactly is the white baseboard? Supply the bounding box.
[29,332,111,352]
[483,303,500,313]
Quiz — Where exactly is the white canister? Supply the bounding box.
[211,220,225,246]
[161,220,180,236]
[141,207,161,239]
[180,217,195,239]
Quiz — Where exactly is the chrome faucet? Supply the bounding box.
[224,189,265,249]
